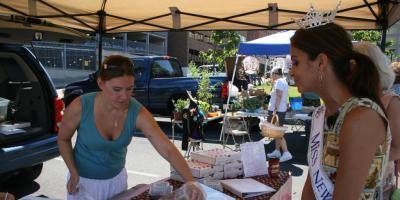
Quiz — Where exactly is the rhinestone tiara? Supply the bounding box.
[294,1,341,29]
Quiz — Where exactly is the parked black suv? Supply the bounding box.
[0,43,63,185]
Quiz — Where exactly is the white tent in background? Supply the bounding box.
[238,31,295,56]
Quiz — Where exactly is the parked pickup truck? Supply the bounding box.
[63,56,226,115]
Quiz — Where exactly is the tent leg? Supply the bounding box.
[379,0,388,52]
[220,55,240,148]
[98,33,103,69]
[380,28,387,52]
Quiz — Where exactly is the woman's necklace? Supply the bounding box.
[111,111,121,128]
[98,93,127,128]
[111,109,128,128]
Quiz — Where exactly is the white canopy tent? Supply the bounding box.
[238,31,295,56]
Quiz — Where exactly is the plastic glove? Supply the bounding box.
[160,181,205,200]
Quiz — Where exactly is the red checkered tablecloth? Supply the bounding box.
[127,172,290,200]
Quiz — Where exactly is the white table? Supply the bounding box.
[290,113,312,132]
[235,111,268,118]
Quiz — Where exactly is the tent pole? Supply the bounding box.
[381,28,387,51]
[220,55,240,148]
[98,10,106,69]
[98,33,103,69]
[379,0,388,51]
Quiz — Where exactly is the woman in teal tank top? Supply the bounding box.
[58,55,203,200]
[290,23,389,199]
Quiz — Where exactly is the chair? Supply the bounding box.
[222,116,251,150]
[184,137,204,158]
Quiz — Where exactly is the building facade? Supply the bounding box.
[168,31,215,66]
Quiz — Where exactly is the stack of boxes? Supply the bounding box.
[171,148,243,181]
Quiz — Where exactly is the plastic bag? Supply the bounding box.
[159,182,206,200]
[149,181,173,199]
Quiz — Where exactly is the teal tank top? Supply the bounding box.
[74,92,142,179]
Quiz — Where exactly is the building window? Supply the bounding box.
[188,32,195,39]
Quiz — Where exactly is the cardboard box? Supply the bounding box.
[224,168,244,179]
[190,148,241,166]
[208,171,224,180]
[171,160,216,178]
[223,161,243,173]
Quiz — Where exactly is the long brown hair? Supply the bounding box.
[99,55,135,81]
[290,23,383,108]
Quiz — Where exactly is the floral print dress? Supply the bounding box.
[321,97,391,200]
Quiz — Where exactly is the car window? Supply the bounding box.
[0,53,37,82]
[132,59,145,81]
[0,52,39,101]
[151,59,181,78]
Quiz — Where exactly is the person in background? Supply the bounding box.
[266,67,292,162]
[58,55,203,200]
[221,79,229,106]
[233,64,249,92]
[291,23,389,199]
[354,42,400,197]
[391,61,400,95]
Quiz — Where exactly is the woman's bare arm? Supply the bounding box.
[302,175,316,200]
[386,98,400,161]
[57,97,82,177]
[333,107,386,199]
[136,107,195,182]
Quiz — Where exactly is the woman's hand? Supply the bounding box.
[186,181,205,200]
[67,173,80,194]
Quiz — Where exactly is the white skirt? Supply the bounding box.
[67,168,128,200]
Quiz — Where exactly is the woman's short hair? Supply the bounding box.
[99,55,135,81]
[353,42,395,91]
[392,62,400,84]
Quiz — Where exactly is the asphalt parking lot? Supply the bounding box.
[2,117,309,199]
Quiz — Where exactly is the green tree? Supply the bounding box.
[351,30,398,59]
[199,31,240,71]
[188,61,199,77]
[351,30,381,43]
[188,61,217,109]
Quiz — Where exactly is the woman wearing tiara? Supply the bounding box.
[290,23,390,199]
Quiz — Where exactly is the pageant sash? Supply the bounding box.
[308,106,334,200]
